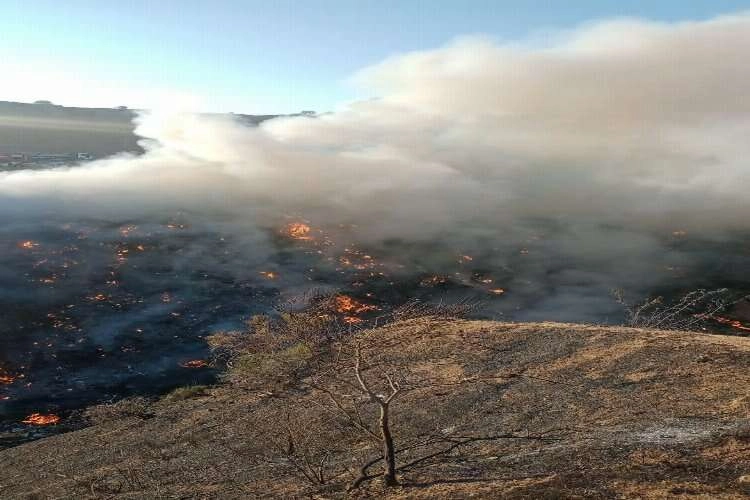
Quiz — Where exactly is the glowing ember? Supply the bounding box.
[334,295,379,315]
[342,316,364,324]
[488,288,506,295]
[180,359,209,368]
[0,373,16,385]
[259,271,278,279]
[19,240,39,249]
[285,222,314,240]
[710,316,750,332]
[119,225,137,237]
[22,413,60,426]
[420,275,448,287]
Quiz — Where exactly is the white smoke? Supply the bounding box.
[3,12,749,241]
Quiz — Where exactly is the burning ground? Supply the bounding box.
[0,212,748,447]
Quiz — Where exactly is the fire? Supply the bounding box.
[119,225,137,237]
[420,275,448,287]
[19,240,39,249]
[285,222,314,241]
[22,413,60,425]
[180,359,209,368]
[334,295,378,314]
[333,294,379,325]
[259,271,278,279]
[488,288,506,295]
[0,373,16,385]
[710,316,750,332]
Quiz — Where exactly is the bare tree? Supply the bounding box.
[307,341,561,490]
[352,346,402,486]
[308,344,407,487]
[214,295,562,491]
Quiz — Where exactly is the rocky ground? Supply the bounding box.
[1,319,749,499]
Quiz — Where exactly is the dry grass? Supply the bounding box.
[2,319,750,499]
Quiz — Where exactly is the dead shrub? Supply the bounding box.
[84,396,154,425]
[164,384,209,401]
[613,288,746,330]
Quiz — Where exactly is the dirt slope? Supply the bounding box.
[1,320,749,499]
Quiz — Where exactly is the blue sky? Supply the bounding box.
[1,0,748,113]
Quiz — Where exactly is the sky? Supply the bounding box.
[1,0,749,114]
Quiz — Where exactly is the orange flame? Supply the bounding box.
[22,413,60,425]
[285,222,314,241]
[334,295,378,315]
[488,288,506,295]
[711,316,750,332]
[420,275,448,287]
[19,240,39,250]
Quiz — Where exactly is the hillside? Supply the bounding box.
[1,319,749,499]
[0,100,282,157]
[0,101,141,156]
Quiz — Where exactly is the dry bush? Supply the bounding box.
[387,298,480,323]
[84,396,154,425]
[228,343,314,389]
[250,402,356,487]
[207,290,353,389]
[613,288,745,330]
[164,384,209,401]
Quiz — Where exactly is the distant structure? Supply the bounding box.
[300,110,316,116]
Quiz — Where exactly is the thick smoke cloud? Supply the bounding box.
[3,13,750,239]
